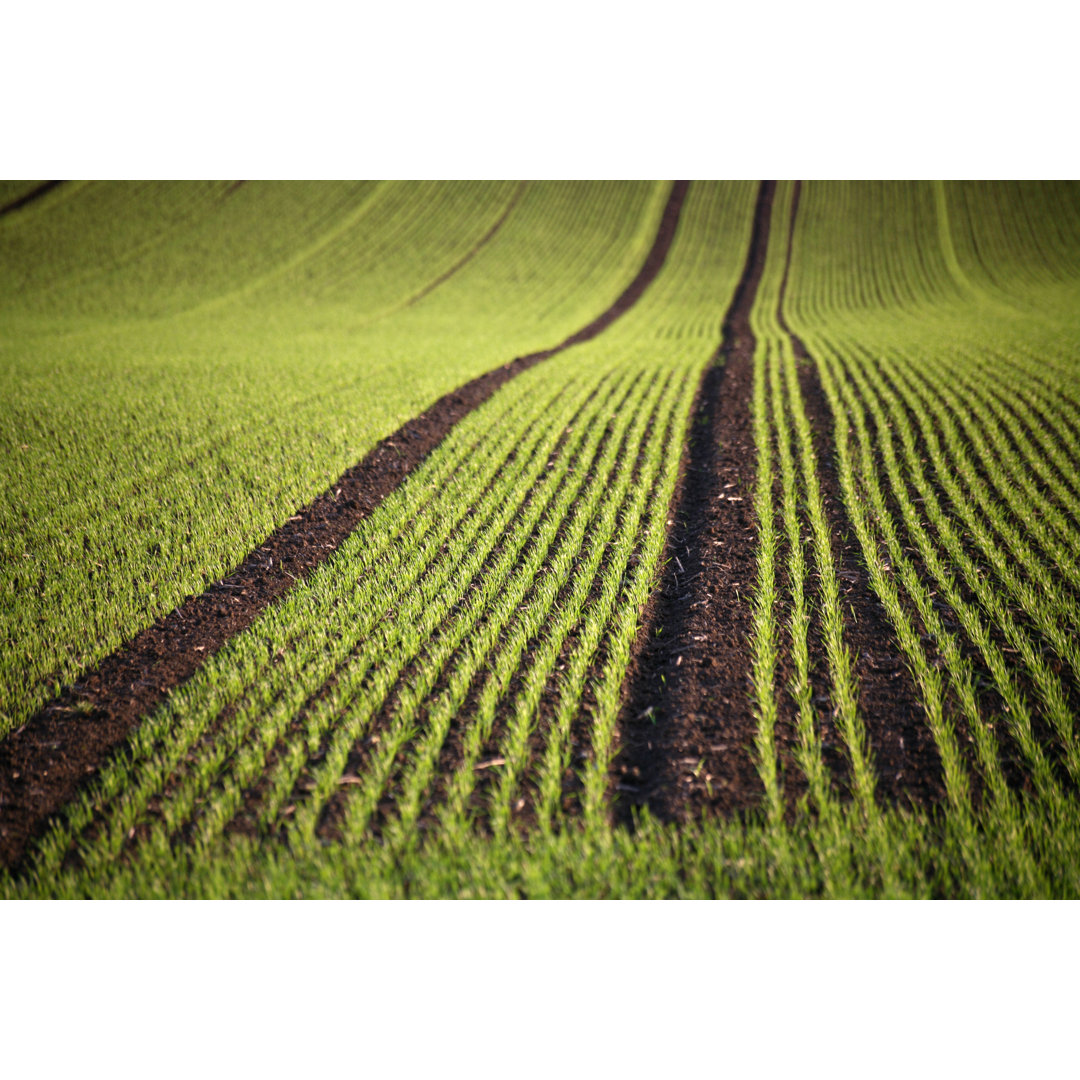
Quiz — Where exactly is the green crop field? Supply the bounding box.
[3,179,1080,898]
[0,180,668,735]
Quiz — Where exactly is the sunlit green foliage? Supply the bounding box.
[5,181,763,895]
[773,180,1080,895]
[0,180,668,731]
[4,180,1080,898]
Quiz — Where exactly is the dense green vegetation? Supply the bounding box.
[5,182,762,895]
[770,181,1080,894]
[4,180,1080,898]
[0,180,669,733]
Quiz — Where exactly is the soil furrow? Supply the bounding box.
[0,180,64,218]
[614,178,948,824]
[403,181,528,308]
[793,363,947,807]
[0,180,690,870]
[613,180,774,824]
[777,184,946,809]
[843,344,1074,802]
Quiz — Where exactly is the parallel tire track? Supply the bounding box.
[775,184,946,808]
[612,180,774,822]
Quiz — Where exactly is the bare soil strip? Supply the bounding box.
[517,182,690,364]
[615,180,942,826]
[792,364,947,807]
[0,180,64,218]
[613,181,775,823]
[0,180,689,869]
[776,183,946,808]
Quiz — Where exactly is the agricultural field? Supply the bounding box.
[2,179,1080,898]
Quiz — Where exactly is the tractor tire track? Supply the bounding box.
[614,178,944,826]
[613,180,775,824]
[0,180,690,870]
[776,183,947,809]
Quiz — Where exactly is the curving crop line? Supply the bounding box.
[780,180,1080,889]
[613,180,773,822]
[0,180,63,218]
[773,184,947,811]
[397,182,529,310]
[0,181,690,871]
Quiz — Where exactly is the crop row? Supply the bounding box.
[9,180,1080,898]
[12,182,758,889]
[0,182,670,734]
[780,181,1080,887]
[746,182,901,891]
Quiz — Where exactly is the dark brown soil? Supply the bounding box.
[853,341,1078,804]
[0,180,64,218]
[613,181,776,823]
[791,362,947,807]
[0,180,690,871]
[776,183,947,809]
[614,180,945,825]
